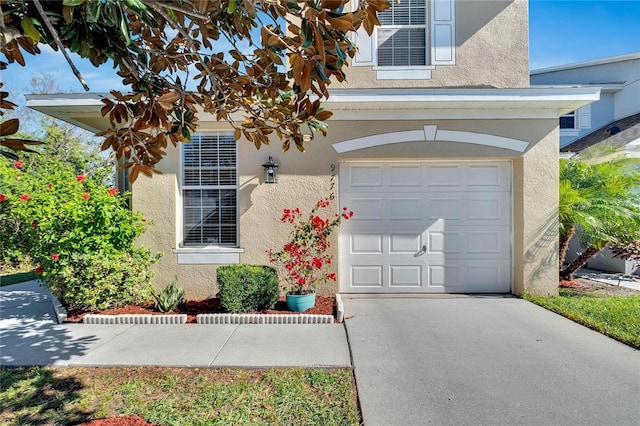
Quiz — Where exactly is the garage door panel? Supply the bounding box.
[428,262,510,292]
[427,230,461,254]
[389,164,423,187]
[351,233,383,254]
[340,161,512,294]
[390,198,422,220]
[467,163,507,188]
[390,233,423,254]
[349,165,383,188]
[389,266,423,288]
[347,197,384,220]
[427,164,464,188]
[351,265,383,288]
[426,197,464,221]
[428,265,451,288]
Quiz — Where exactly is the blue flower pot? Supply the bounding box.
[286,292,316,312]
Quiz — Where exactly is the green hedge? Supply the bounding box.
[217,265,279,313]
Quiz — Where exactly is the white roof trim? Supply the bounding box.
[325,87,600,103]
[531,52,640,75]
[25,92,109,106]
[26,87,601,129]
[530,83,625,93]
[332,125,529,154]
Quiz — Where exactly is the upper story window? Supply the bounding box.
[377,0,427,67]
[560,105,591,136]
[560,111,576,129]
[351,0,455,80]
[182,133,238,247]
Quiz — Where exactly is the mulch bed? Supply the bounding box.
[76,415,155,426]
[568,277,640,297]
[65,295,336,323]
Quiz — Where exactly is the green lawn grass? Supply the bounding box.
[0,367,360,426]
[0,271,37,287]
[524,290,640,349]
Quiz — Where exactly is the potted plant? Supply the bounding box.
[268,198,353,311]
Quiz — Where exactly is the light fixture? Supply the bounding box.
[262,156,278,184]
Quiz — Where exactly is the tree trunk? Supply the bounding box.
[559,225,576,268]
[559,245,601,281]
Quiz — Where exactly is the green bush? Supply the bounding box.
[46,250,158,310]
[217,265,279,313]
[0,159,160,310]
[153,277,185,312]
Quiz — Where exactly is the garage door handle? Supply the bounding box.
[414,245,427,257]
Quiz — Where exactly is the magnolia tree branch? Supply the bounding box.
[32,0,90,91]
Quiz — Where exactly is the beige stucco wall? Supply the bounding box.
[132,117,559,299]
[512,123,560,296]
[337,0,530,89]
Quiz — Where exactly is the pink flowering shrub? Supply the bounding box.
[268,198,353,294]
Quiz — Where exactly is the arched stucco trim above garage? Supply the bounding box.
[332,125,530,153]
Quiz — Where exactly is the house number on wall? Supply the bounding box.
[329,164,336,200]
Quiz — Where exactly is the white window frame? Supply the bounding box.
[374,0,430,70]
[351,0,455,80]
[560,105,591,137]
[175,132,242,264]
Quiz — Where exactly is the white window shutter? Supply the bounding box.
[350,0,375,66]
[353,26,375,66]
[431,0,456,65]
[578,105,591,129]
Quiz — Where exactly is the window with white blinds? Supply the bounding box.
[376,0,427,67]
[182,133,238,246]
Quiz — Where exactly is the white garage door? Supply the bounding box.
[339,161,512,293]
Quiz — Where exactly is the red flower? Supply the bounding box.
[0,193,5,202]
[108,187,119,196]
[316,198,330,208]
[31,220,38,227]
[14,161,23,168]
[342,208,354,220]
[326,273,337,281]
[81,192,90,200]
[35,266,44,274]
[46,184,53,190]
[297,277,306,285]
[51,253,59,261]
[19,194,30,201]
[311,215,326,232]
[312,257,323,269]
[76,175,86,182]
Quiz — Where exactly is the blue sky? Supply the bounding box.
[1,0,639,94]
[529,0,640,69]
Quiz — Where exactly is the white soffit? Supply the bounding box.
[323,87,601,120]
[332,125,530,153]
[25,87,601,129]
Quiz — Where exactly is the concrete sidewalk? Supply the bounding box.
[577,268,640,291]
[0,281,351,368]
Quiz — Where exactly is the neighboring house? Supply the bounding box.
[26,0,599,298]
[531,52,640,150]
[532,53,640,275]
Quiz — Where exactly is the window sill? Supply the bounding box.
[373,66,434,80]
[172,247,244,264]
[560,129,580,137]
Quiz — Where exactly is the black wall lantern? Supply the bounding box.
[262,156,278,184]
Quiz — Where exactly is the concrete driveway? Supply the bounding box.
[344,296,640,426]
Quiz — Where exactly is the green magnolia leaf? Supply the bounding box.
[20,17,41,43]
[62,0,86,6]
[227,0,237,13]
